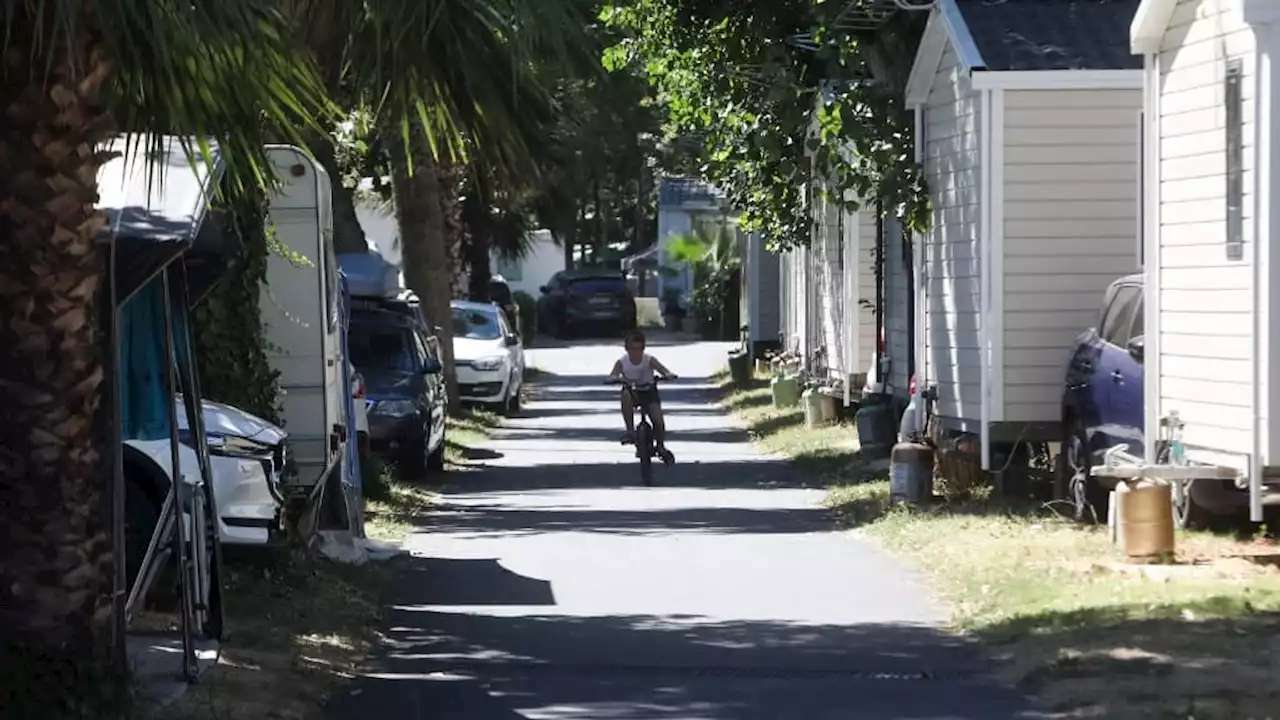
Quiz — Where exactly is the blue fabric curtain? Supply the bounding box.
[118,276,172,441]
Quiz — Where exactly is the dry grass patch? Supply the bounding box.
[138,549,393,720]
[827,482,1280,719]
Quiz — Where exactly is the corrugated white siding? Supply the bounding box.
[922,42,983,429]
[1155,0,1255,463]
[1000,88,1142,423]
[885,214,912,399]
[856,208,878,381]
[816,188,847,376]
[753,235,781,342]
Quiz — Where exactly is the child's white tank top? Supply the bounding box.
[620,353,655,384]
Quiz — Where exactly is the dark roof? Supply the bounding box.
[658,177,724,206]
[957,0,1142,72]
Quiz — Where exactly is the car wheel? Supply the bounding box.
[401,427,430,480]
[1057,424,1108,523]
[426,423,446,473]
[553,314,572,340]
[505,382,521,415]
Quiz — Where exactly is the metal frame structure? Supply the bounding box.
[101,136,226,680]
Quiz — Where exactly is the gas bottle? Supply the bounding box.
[771,373,800,408]
[890,440,935,505]
[802,388,836,428]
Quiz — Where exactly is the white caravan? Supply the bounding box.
[260,145,347,493]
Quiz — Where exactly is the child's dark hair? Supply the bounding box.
[624,330,646,346]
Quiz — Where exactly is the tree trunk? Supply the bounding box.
[389,126,462,413]
[463,192,493,302]
[0,30,129,718]
[561,231,574,271]
[305,131,368,255]
[437,161,466,300]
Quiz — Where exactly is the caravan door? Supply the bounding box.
[261,146,344,489]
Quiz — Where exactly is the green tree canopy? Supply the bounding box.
[601,0,929,251]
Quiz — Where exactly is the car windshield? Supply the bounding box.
[348,320,417,372]
[452,307,502,340]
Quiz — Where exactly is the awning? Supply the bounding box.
[96,135,224,305]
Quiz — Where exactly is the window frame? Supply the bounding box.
[1100,284,1141,348]
[1225,58,1244,261]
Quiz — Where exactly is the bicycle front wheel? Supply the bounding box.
[636,424,653,486]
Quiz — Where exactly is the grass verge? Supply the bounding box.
[716,373,876,481]
[717,373,1280,717]
[145,407,506,718]
[138,551,390,720]
[363,407,502,541]
[826,483,1280,718]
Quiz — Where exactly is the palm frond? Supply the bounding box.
[333,0,595,181]
[5,0,337,195]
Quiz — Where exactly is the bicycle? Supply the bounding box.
[606,376,674,486]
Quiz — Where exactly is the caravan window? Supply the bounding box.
[324,234,339,331]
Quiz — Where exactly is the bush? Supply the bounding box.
[362,452,390,501]
[513,290,537,344]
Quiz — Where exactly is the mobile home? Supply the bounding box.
[905,0,1144,468]
[1130,0,1280,520]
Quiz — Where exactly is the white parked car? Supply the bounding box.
[450,300,524,414]
[125,398,288,555]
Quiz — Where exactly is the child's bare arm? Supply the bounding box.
[608,359,624,379]
[651,357,677,379]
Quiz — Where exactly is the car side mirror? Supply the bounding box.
[504,334,520,347]
[422,358,443,374]
[539,285,550,294]
[1127,335,1145,362]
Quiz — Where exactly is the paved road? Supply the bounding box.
[328,338,1034,719]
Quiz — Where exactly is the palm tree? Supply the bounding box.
[0,2,331,716]
[370,1,588,412]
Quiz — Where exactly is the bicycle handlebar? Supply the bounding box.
[604,376,673,387]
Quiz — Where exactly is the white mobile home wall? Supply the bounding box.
[1133,0,1280,518]
[910,9,1142,461]
[918,42,985,433]
[999,88,1142,424]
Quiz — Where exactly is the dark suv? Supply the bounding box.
[536,269,637,338]
[348,305,446,476]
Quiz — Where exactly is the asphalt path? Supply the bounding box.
[327,336,1034,720]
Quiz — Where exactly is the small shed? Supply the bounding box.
[1131,0,1280,521]
[905,0,1144,467]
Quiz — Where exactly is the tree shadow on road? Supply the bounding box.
[326,561,1034,720]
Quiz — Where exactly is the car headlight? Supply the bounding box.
[471,356,505,371]
[372,399,417,417]
[178,430,273,460]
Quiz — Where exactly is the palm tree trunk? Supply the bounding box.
[463,189,494,302]
[389,125,462,413]
[0,31,128,717]
[437,161,466,299]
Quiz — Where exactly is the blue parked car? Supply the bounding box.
[1059,274,1145,522]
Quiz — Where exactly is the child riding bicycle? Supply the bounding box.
[608,330,677,462]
